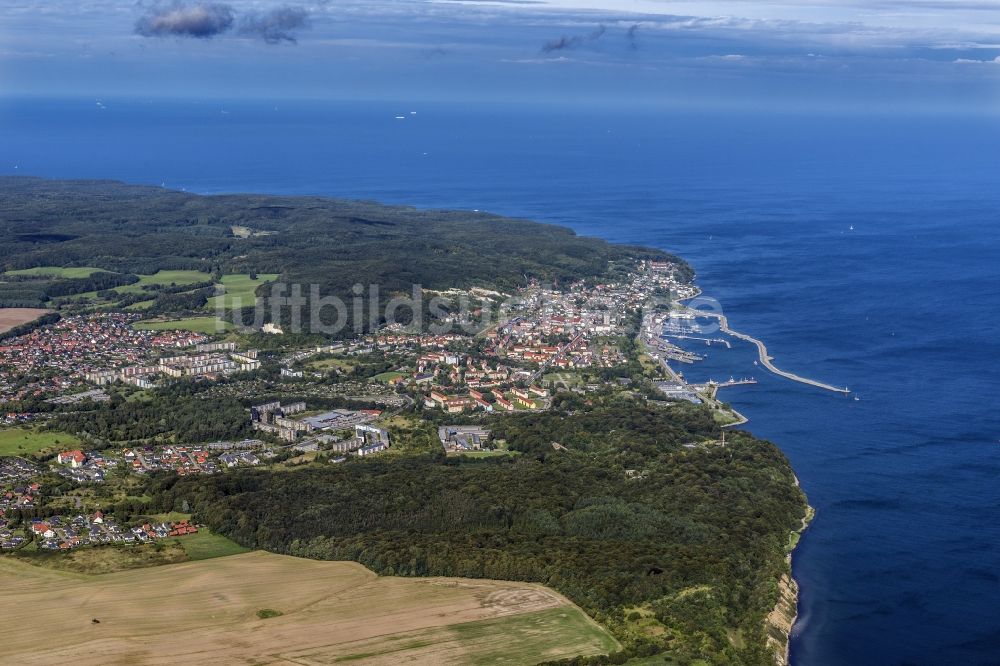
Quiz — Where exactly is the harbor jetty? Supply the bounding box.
[691,309,851,395]
[668,334,732,348]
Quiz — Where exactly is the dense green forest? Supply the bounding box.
[153,403,806,665]
[52,392,251,445]
[0,178,690,319]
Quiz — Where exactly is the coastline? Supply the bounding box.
[4,178,817,665]
[668,283,815,664]
[767,485,815,665]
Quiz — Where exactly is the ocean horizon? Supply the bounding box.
[3,97,1000,665]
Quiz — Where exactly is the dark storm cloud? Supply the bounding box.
[542,24,606,52]
[239,6,310,44]
[135,1,235,39]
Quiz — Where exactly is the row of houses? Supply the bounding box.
[374,332,466,349]
[86,348,261,387]
[52,444,268,481]
[0,460,40,516]
[23,513,200,551]
[424,385,548,413]
[0,482,39,513]
[121,446,220,476]
[0,313,208,402]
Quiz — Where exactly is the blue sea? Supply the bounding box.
[3,98,1000,665]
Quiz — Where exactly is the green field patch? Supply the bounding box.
[5,266,109,279]
[114,269,213,295]
[178,529,250,561]
[0,428,81,457]
[205,273,279,309]
[53,289,111,304]
[325,607,619,665]
[373,371,405,383]
[133,317,232,334]
[712,411,738,425]
[68,270,212,302]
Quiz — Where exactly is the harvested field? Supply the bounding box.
[0,551,619,665]
[0,307,51,333]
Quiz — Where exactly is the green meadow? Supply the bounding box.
[179,530,251,561]
[114,269,213,294]
[205,273,280,309]
[6,266,108,279]
[133,317,232,334]
[0,428,81,456]
[373,371,406,383]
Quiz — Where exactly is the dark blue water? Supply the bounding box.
[3,98,1000,665]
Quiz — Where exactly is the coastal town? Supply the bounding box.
[0,257,749,560]
[8,3,964,659]
[0,175,817,666]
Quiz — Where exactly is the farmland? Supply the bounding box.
[0,307,51,333]
[0,551,618,665]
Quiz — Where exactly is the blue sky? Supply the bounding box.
[2,0,999,112]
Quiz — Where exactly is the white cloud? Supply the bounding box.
[501,55,574,63]
[953,55,1000,63]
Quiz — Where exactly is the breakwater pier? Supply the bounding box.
[689,310,851,395]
